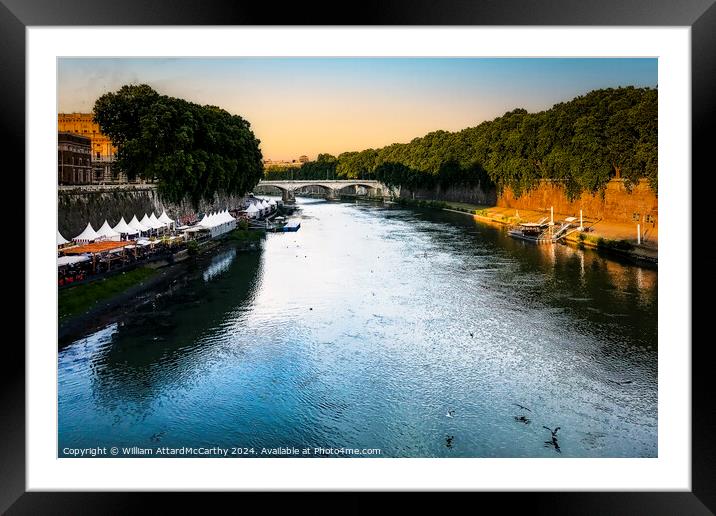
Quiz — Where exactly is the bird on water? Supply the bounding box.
[543,426,560,438]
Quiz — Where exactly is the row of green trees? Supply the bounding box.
[264,154,341,181]
[265,87,657,198]
[94,84,263,207]
[94,85,656,205]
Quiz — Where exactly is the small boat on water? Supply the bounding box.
[266,222,301,233]
[250,216,301,232]
[508,222,552,243]
[508,217,577,244]
[269,221,301,232]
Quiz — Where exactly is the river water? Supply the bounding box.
[58,198,657,458]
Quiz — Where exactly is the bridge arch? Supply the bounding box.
[292,183,338,200]
[254,182,297,202]
[337,183,385,198]
[292,183,334,192]
[337,183,377,190]
[254,183,289,195]
[255,180,390,201]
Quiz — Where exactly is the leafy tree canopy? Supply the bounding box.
[93,84,263,207]
[263,87,657,198]
[316,153,337,162]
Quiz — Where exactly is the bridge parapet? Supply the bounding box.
[256,180,394,200]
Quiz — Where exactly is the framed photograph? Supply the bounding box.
[6,0,712,512]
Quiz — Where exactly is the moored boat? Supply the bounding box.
[280,222,301,232]
[508,221,552,243]
[251,217,301,232]
[508,217,577,244]
[268,221,301,232]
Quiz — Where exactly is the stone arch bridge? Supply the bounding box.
[255,180,394,202]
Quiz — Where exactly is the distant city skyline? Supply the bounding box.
[58,57,657,161]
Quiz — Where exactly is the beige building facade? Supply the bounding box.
[58,132,93,185]
[58,113,129,183]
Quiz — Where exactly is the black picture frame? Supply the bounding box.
[4,0,712,513]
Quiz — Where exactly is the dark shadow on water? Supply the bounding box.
[60,245,264,411]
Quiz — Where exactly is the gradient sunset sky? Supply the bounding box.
[58,58,657,161]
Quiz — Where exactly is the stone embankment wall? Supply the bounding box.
[497,179,658,226]
[58,185,247,238]
[400,182,497,206]
[399,179,657,227]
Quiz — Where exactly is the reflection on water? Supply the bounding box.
[203,248,237,282]
[59,198,657,457]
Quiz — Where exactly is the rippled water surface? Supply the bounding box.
[58,199,657,457]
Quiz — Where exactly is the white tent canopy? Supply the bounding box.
[194,209,236,237]
[148,212,165,230]
[222,210,233,224]
[197,213,212,228]
[57,231,69,246]
[113,216,139,236]
[128,215,149,233]
[245,204,260,217]
[73,222,99,243]
[96,220,121,241]
[157,210,174,226]
[198,211,230,228]
[140,213,156,230]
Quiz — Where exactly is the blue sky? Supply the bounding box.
[58,58,657,160]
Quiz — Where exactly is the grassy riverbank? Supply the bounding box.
[59,266,158,321]
[392,197,657,264]
[58,232,266,340]
[227,228,264,241]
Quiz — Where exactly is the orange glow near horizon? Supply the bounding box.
[58,58,657,161]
